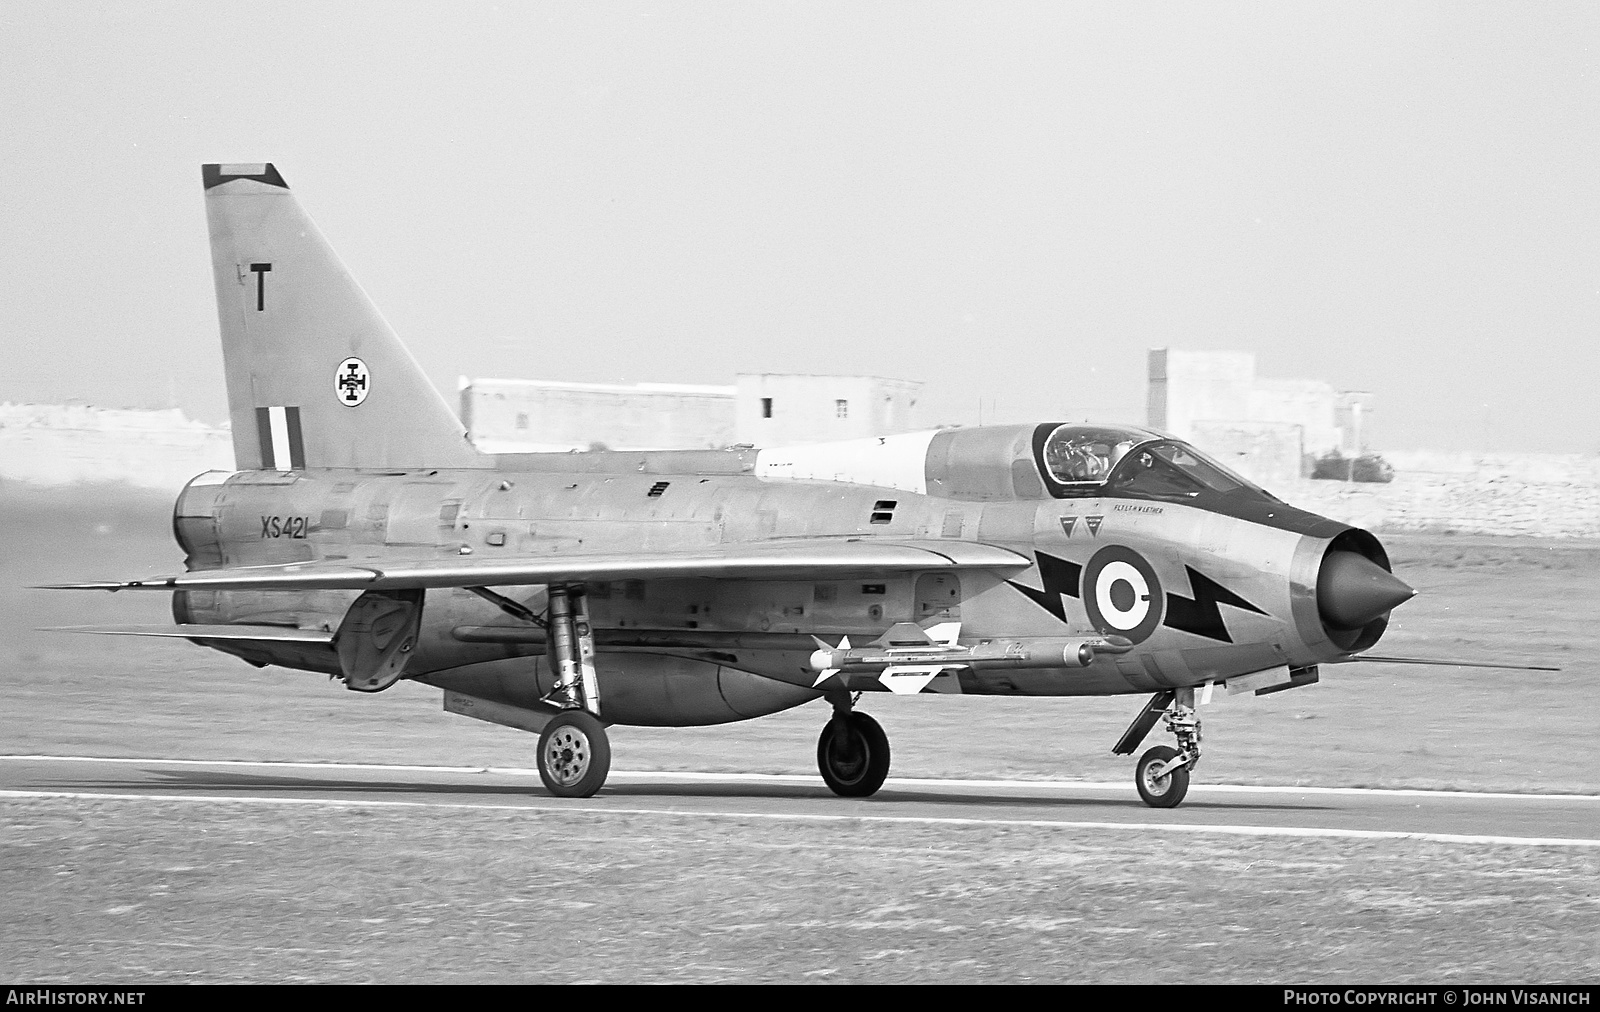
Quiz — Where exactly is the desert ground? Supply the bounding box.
[1,482,1595,983]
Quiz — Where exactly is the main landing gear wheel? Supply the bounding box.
[537,710,611,798]
[1135,744,1190,809]
[817,712,891,798]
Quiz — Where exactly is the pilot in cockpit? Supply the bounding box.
[1045,430,1139,483]
[1047,439,1107,481]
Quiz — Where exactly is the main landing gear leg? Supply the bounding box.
[536,584,610,799]
[1114,687,1201,809]
[816,691,891,798]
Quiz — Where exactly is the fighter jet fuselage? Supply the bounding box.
[167,422,1404,726]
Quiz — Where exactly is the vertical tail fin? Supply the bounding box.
[203,163,485,470]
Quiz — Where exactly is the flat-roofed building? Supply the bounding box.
[461,378,737,453]
[1147,348,1372,486]
[460,372,923,452]
[734,374,922,448]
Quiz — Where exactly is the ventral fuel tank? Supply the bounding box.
[422,654,821,727]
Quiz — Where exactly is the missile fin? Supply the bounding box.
[879,665,943,694]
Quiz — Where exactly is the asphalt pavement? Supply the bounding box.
[3,755,1596,846]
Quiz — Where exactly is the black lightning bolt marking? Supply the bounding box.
[1008,551,1082,623]
[1163,566,1267,643]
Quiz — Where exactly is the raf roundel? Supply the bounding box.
[335,357,370,407]
[1081,545,1164,643]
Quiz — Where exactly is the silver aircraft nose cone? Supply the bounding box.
[1317,551,1415,630]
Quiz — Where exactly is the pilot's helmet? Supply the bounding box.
[1045,436,1080,473]
[1080,444,1111,479]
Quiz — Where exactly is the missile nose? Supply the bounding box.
[1317,551,1415,630]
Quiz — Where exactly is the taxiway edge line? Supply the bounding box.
[2,789,1597,848]
[1,755,1595,801]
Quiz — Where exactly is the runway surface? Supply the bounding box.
[3,755,1596,846]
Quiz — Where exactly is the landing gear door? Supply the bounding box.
[335,588,425,692]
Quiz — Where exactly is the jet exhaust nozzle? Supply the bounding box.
[1317,550,1414,630]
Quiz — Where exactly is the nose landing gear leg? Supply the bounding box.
[1114,687,1200,808]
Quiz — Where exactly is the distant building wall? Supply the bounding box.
[0,404,233,491]
[1248,379,1342,456]
[1148,348,1366,466]
[734,374,922,448]
[461,379,737,453]
[1146,349,1254,440]
[462,373,924,453]
[1189,420,1304,488]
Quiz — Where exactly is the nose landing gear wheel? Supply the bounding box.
[1135,744,1190,808]
[537,710,611,798]
[817,711,891,797]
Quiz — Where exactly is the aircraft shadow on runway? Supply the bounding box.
[617,782,1332,812]
[44,768,1334,812]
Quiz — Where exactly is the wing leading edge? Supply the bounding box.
[44,624,335,643]
[38,539,1031,593]
[1332,653,1560,672]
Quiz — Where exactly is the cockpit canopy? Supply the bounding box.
[1041,425,1145,484]
[922,422,1281,507]
[1038,423,1274,502]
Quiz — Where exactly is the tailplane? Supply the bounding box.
[203,163,485,470]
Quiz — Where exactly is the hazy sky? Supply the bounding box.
[2,2,1596,452]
